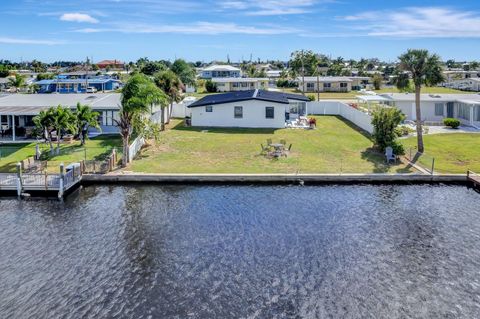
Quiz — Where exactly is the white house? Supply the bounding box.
[296,76,371,93]
[443,78,480,92]
[212,78,269,92]
[443,70,480,81]
[0,93,168,141]
[200,65,242,79]
[186,90,309,128]
[378,93,480,128]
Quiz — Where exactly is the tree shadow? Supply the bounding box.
[361,147,414,173]
[171,121,278,135]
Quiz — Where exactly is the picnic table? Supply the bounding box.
[270,143,284,157]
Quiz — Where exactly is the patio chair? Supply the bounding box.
[266,138,272,146]
[284,144,293,157]
[385,146,397,164]
[260,144,271,155]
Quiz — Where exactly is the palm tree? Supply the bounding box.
[154,70,183,128]
[396,49,444,153]
[74,103,101,146]
[8,74,26,92]
[33,108,55,152]
[117,74,167,167]
[51,105,77,153]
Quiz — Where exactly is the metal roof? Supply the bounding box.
[380,93,480,102]
[356,95,390,102]
[187,90,309,108]
[35,78,120,85]
[0,93,121,115]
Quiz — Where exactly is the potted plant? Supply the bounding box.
[308,117,317,129]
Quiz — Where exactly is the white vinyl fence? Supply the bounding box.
[307,101,374,134]
[128,136,145,162]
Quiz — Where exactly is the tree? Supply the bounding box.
[74,103,100,146]
[50,105,77,153]
[33,108,55,152]
[0,65,10,78]
[140,61,167,76]
[289,50,319,77]
[372,74,383,90]
[396,49,444,153]
[36,73,55,81]
[8,74,26,92]
[117,74,167,167]
[171,59,196,87]
[371,107,405,153]
[205,79,217,93]
[154,70,183,127]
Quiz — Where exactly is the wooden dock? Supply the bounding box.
[467,171,480,191]
[0,163,82,198]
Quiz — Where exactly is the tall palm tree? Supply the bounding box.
[8,74,26,92]
[51,105,77,153]
[74,103,101,146]
[154,70,183,128]
[117,74,167,167]
[396,49,444,153]
[33,108,55,152]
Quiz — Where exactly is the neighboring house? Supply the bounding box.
[35,78,121,93]
[212,78,269,92]
[0,93,167,141]
[200,65,242,79]
[186,89,309,128]
[297,76,372,93]
[97,60,125,70]
[379,93,480,128]
[443,70,480,81]
[443,78,480,92]
[266,70,282,79]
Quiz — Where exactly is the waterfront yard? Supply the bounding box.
[401,133,480,174]
[0,135,122,172]
[130,116,412,174]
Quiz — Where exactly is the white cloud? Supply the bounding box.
[0,37,62,45]
[220,0,324,16]
[60,13,99,23]
[338,7,480,38]
[75,22,299,35]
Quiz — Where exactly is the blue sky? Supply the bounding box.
[1,0,480,63]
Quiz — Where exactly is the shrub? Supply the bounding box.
[394,125,415,137]
[308,117,317,125]
[307,94,315,101]
[443,118,460,129]
[390,142,405,155]
[371,107,405,151]
[205,80,217,93]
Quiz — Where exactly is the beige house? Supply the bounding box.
[212,78,269,92]
[443,70,480,81]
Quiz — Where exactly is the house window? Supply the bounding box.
[323,83,331,88]
[205,105,213,112]
[340,82,348,88]
[458,103,470,120]
[307,83,315,88]
[234,106,243,118]
[266,107,274,119]
[475,105,480,121]
[241,82,248,88]
[434,103,444,116]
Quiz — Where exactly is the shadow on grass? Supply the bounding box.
[361,147,413,174]
[171,121,278,135]
[327,115,373,141]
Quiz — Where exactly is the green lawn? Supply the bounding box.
[130,116,412,174]
[0,135,122,172]
[401,133,480,174]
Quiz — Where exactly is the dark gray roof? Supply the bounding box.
[187,90,309,108]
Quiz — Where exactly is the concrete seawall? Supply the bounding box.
[82,173,468,185]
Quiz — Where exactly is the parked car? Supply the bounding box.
[86,87,97,93]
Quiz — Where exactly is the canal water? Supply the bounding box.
[1,185,479,318]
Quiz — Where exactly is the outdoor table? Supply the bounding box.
[270,143,284,157]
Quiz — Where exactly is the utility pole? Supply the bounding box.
[301,49,305,96]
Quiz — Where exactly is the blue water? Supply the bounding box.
[0,184,479,318]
